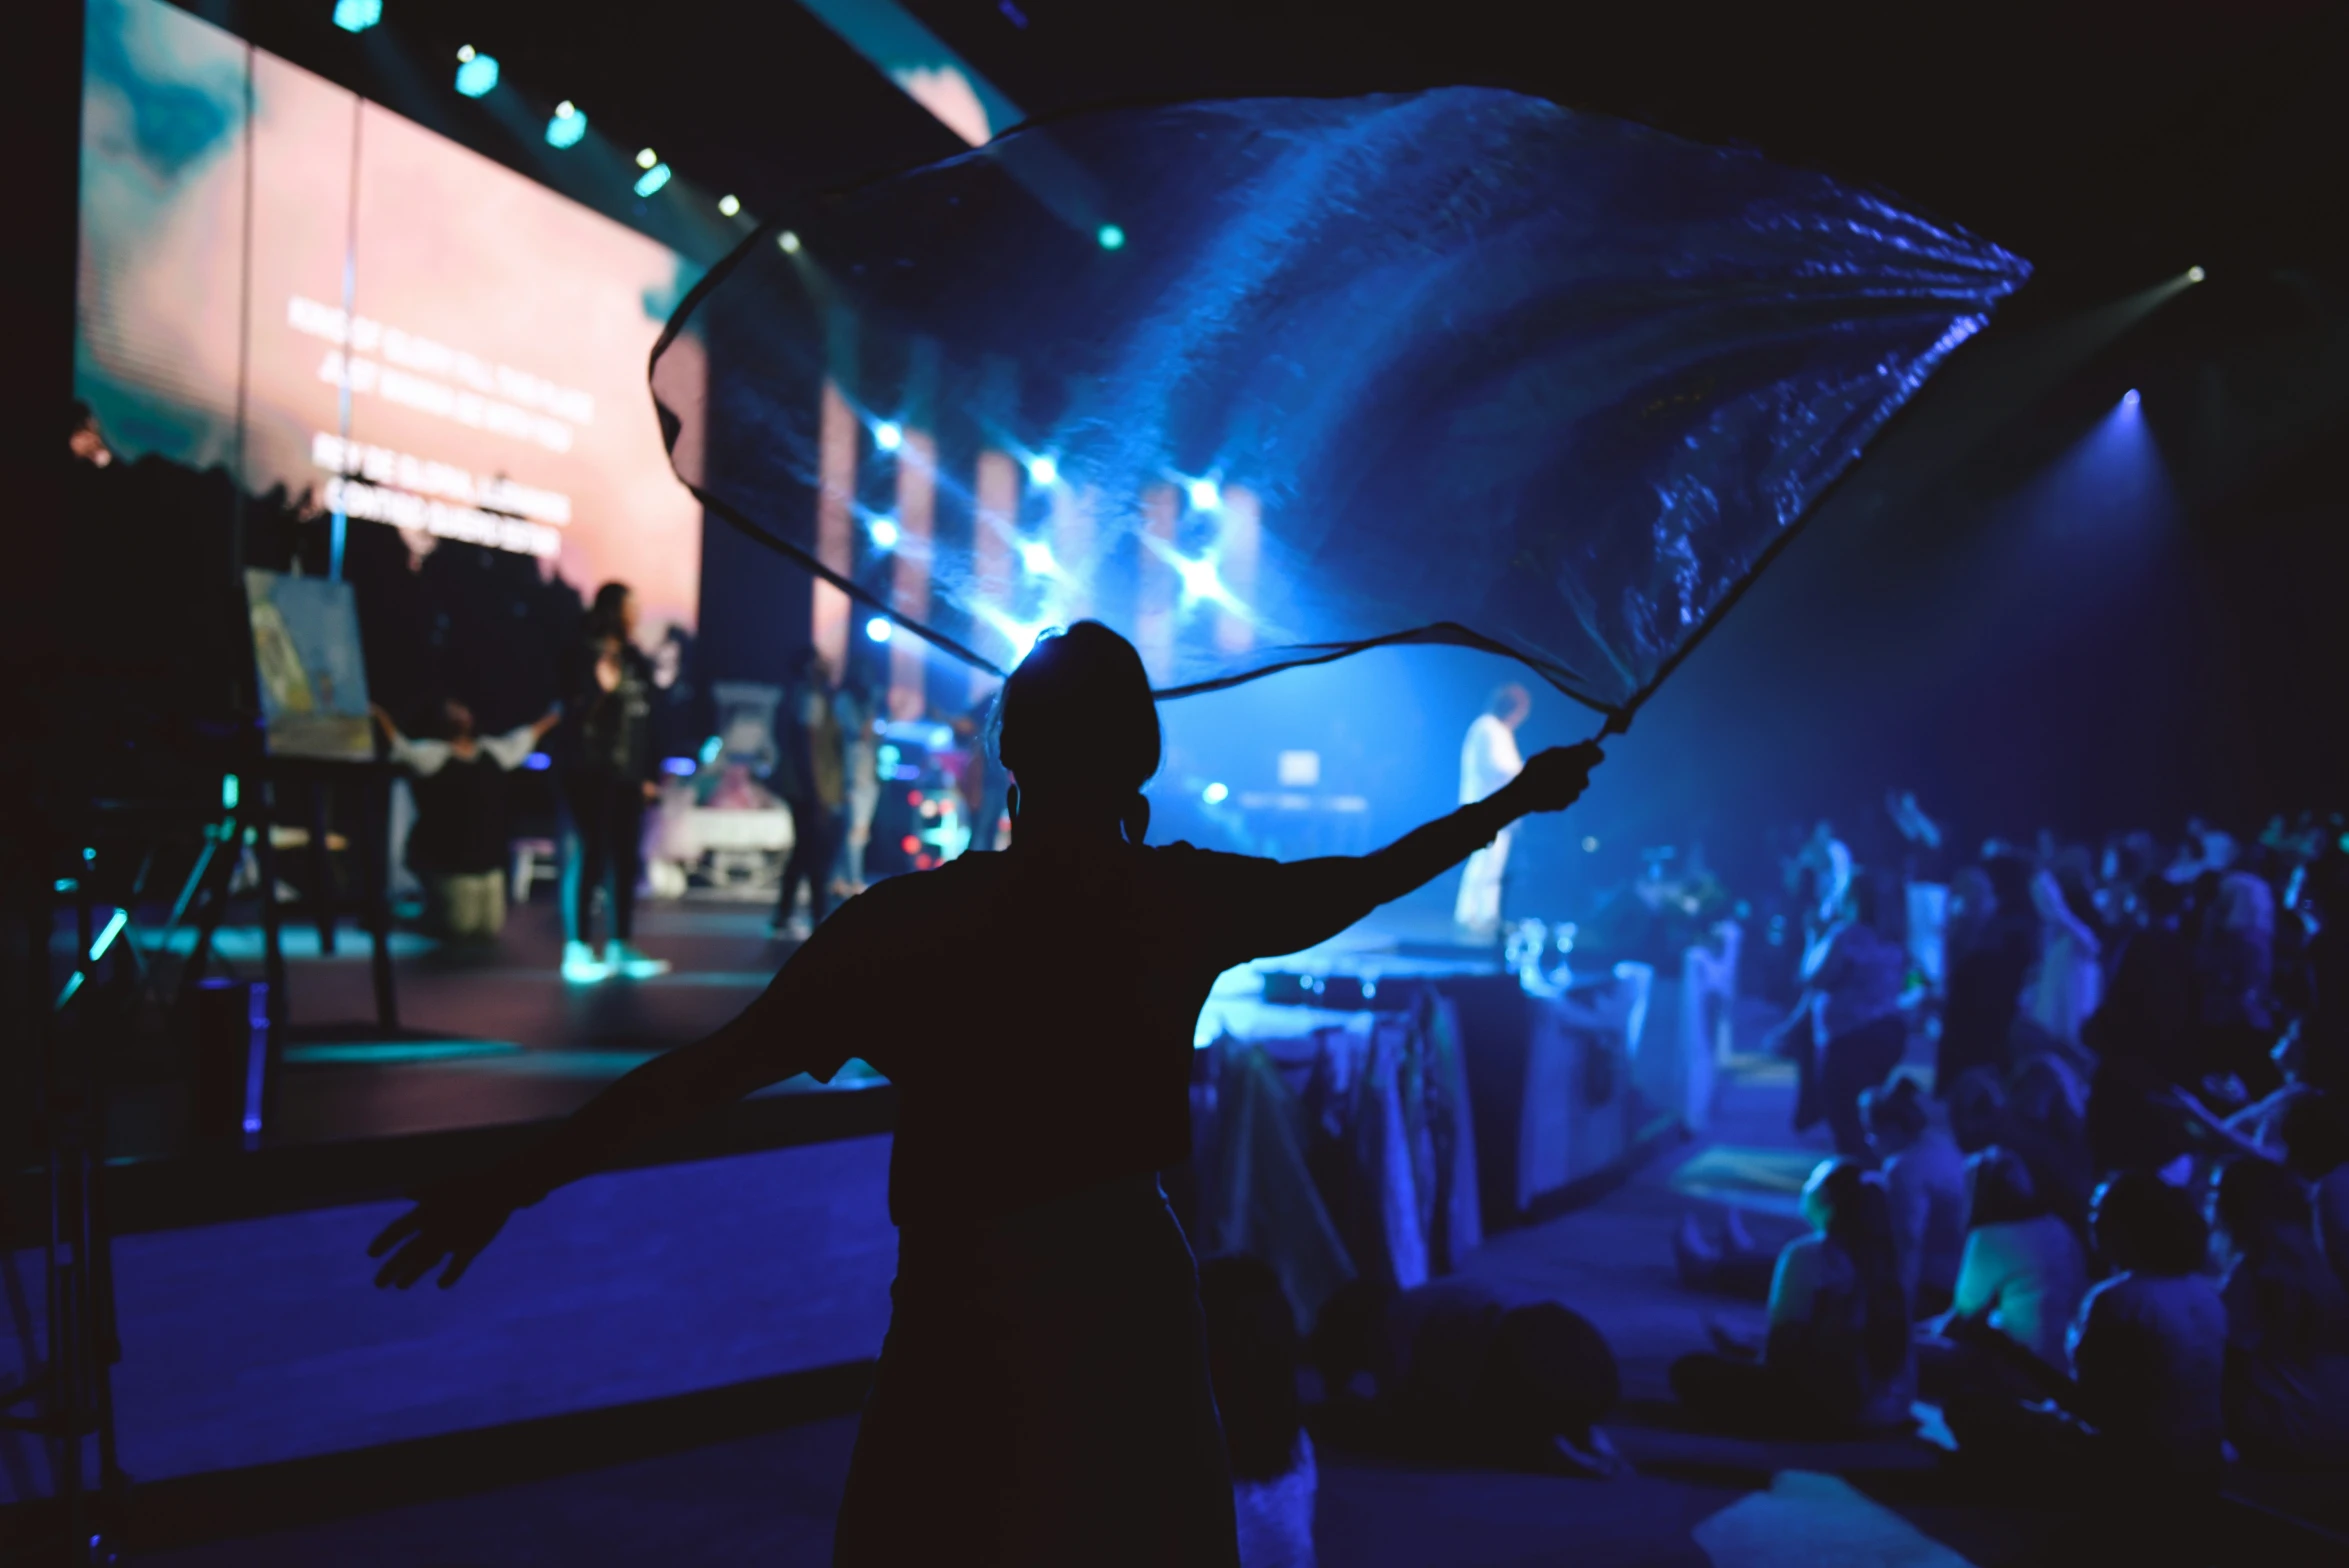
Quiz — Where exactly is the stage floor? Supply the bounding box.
[93,899,816,1162]
[94,890,1505,1165]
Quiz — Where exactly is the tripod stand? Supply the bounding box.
[2,835,131,1566]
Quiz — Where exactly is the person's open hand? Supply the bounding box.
[368,1172,529,1289]
[1508,742,1605,814]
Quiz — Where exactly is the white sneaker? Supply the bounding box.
[561,940,610,984]
[605,940,671,979]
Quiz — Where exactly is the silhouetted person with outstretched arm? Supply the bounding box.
[370,621,1603,1566]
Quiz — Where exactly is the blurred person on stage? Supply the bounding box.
[1454,683,1531,939]
[771,647,847,940]
[558,583,669,982]
[369,621,1605,1566]
[374,698,560,944]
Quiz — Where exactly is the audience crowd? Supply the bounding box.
[1201,800,2348,1566]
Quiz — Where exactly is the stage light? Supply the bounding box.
[545,102,587,149]
[778,230,801,254]
[1186,477,1220,511]
[874,421,903,452]
[332,0,382,33]
[718,194,741,217]
[697,734,724,765]
[2121,388,2141,408]
[454,48,499,98]
[2187,265,2206,283]
[1027,453,1057,486]
[1582,835,1600,853]
[1202,782,1229,805]
[869,516,901,549]
[222,773,240,810]
[1097,223,1125,251]
[635,147,659,170]
[1017,538,1056,576]
[633,162,672,198]
[525,752,552,770]
[866,616,893,643]
[1172,552,1227,607]
[661,756,697,776]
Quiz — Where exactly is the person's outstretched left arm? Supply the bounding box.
[367,891,880,1288]
[1215,742,1603,964]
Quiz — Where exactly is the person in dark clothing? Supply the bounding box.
[2085,878,2203,1176]
[559,581,668,983]
[374,699,560,942]
[1309,1276,1623,1478]
[366,621,1606,1566]
[2210,1156,2349,1470]
[1937,854,2039,1097]
[1802,873,1913,1156]
[771,647,848,939]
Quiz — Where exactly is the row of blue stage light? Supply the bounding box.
[330,0,1127,250]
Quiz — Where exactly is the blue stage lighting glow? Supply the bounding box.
[333,0,382,34]
[525,751,552,770]
[454,48,499,98]
[1097,223,1125,251]
[866,616,894,643]
[223,773,240,810]
[1016,538,1056,576]
[1202,781,1229,805]
[1172,551,1231,608]
[869,516,901,548]
[1186,477,1220,511]
[1027,453,1057,486]
[2121,389,2141,408]
[661,756,697,776]
[545,102,587,149]
[874,421,903,452]
[697,734,724,765]
[633,162,673,198]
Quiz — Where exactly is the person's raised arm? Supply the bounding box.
[1218,742,1602,963]
[367,900,871,1288]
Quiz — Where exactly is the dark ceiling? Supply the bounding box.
[188,0,2346,293]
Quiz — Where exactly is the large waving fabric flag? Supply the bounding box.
[650,89,2028,728]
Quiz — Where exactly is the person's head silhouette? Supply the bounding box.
[992,621,1160,845]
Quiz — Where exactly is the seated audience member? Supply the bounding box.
[2279,1092,2349,1298]
[1200,1256,1316,1568]
[1863,1077,1968,1315]
[2209,1158,2349,1471]
[1309,1276,1622,1477]
[1671,1160,1916,1437]
[2068,1172,2230,1477]
[1942,1173,2226,1497]
[374,699,560,942]
[1922,1147,2088,1403]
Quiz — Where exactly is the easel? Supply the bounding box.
[174,753,401,1122]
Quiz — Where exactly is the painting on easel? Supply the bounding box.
[245,569,373,761]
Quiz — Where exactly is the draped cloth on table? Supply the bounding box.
[650,88,2028,722]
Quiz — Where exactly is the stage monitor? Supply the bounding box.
[75,0,704,642]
